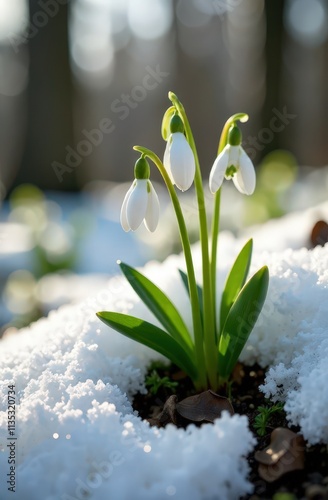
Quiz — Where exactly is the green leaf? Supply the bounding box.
[96,312,197,381]
[218,265,269,380]
[178,269,203,322]
[119,262,193,353]
[220,239,253,329]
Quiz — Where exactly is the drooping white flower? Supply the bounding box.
[120,157,160,232]
[209,125,256,195]
[163,115,195,191]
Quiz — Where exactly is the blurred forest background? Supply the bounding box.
[1,0,328,333]
[0,0,328,196]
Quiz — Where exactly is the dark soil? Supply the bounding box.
[133,363,328,500]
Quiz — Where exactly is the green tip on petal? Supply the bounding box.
[134,157,150,180]
[228,125,242,146]
[225,165,237,178]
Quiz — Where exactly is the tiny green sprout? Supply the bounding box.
[254,402,285,436]
[145,370,178,396]
[97,92,269,392]
[272,493,297,500]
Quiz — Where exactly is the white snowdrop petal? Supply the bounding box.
[227,145,240,168]
[169,132,195,191]
[120,183,134,232]
[232,172,247,194]
[209,147,229,193]
[163,137,174,184]
[144,181,160,232]
[237,150,256,195]
[126,180,148,230]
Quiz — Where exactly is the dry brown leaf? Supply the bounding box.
[158,395,178,426]
[176,390,234,423]
[255,427,305,482]
[151,391,234,428]
[310,220,328,247]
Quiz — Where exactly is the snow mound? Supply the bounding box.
[7,410,254,500]
[239,244,328,444]
[0,261,255,500]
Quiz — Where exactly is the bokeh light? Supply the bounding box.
[284,0,328,47]
[127,0,173,40]
[0,0,28,42]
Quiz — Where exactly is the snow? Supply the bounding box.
[1,201,328,498]
[0,264,255,500]
[241,244,328,444]
[9,411,254,500]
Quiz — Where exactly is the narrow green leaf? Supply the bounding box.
[178,269,203,321]
[96,312,197,381]
[119,262,193,353]
[220,239,253,329]
[218,265,269,380]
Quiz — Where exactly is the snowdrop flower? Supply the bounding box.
[209,125,256,195]
[120,157,159,232]
[164,114,195,191]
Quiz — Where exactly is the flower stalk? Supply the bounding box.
[210,113,249,334]
[168,92,217,388]
[133,145,207,389]
[97,94,269,393]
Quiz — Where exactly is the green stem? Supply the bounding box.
[210,188,221,332]
[210,113,249,339]
[134,145,207,390]
[169,92,217,389]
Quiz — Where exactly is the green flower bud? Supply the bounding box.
[170,114,184,134]
[134,157,150,180]
[228,125,242,146]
